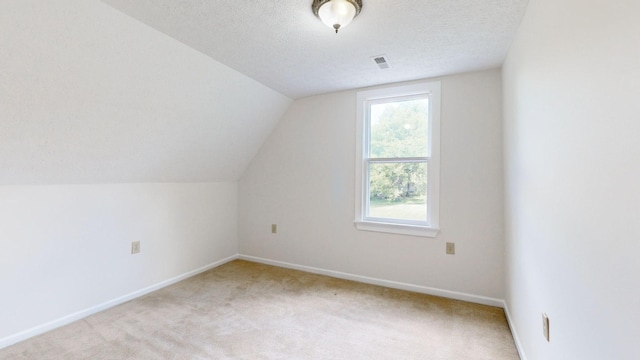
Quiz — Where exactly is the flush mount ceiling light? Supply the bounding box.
[312,0,363,33]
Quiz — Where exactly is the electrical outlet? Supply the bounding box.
[271,224,277,234]
[542,313,550,341]
[131,241,140,254]
[446,242,455,255]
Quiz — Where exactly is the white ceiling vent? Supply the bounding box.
[371,55,390,70]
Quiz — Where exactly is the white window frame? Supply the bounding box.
[354,81,440,237]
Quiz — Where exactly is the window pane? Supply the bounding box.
[368,162,427,221]
[369,98,429,158]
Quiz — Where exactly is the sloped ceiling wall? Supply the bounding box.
[0,0,292,185]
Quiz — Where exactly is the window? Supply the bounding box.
[355,81,440,237]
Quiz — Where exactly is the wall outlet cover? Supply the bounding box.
[542,313,550,341]
[131,241,141,254]
[446,242,455,255]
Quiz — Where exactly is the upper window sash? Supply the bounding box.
[364,93,432,160]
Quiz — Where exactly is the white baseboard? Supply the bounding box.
[503,301,527,360]
[0,254,238,350]
[238,254,504,308]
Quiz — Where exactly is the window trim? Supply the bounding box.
[354,81,441,237]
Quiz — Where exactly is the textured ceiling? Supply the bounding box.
[101,0,529,99]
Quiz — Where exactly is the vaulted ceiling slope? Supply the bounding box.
[101,0,529,99]
[0,0,292,185]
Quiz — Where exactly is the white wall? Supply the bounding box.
[239,69,505,301]
[0,1,259,347]
[502,0,640,359]
[0,182,238,347]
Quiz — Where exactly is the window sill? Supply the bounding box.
[354,220,439,238]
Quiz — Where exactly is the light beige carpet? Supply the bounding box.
[1,260,519,359]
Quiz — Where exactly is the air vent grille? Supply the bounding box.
[371,55,390,70]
